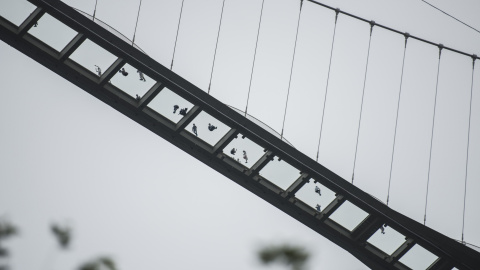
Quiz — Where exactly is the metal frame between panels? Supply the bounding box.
[0,0,479,269]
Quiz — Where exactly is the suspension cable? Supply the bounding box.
[245,0,266,117]
[132,0,143,46]
[352,21,375,184]
[386,33,409,205]
[171,0,186,70]
[420,0,480,35]
[280,0,304,139]
[461,55,476,242]
[207,0,227,94]
[424,44,443,225]
[92,0,98,21]
[315,9,340,162]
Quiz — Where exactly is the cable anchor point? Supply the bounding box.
[403,32,409,47]
[334,8,340,22]
[438,43,444,58]
[369,20,375,35]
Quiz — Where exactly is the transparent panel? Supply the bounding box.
[222,134,265,168]
[185,111,231,146]
[147,88,193,124]
[69,39,118,77]
[367,226,406,255]
[73,8,146,54]
[0,0,36,26]
[329,201,369,231]
[399,244,438,270]
[110,63,156,98]
[259,158,301,190]
[28,13,77,51]
[295,180,336,212]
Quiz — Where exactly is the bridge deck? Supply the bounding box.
[0,0,479,269]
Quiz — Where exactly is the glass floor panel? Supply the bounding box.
[185,111,231,146]
[398,244,438,270]
[147,88,193,124]
[28,13,77,52]
[329,201,369,231]
[69,39,118,77]
[0,0,36,26]
[259,158,301,190]
[367,226,406,255]
[294,180,336,212]
[222,134,265,168]
[110,63,156,99]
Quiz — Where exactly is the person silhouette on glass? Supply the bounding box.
[173,105,179,114]
[94,65,102,76]
[192,124,198,137]
[315,204,321,212]
[315,186,321,196]
[243,150,248,163]
[137,70,146,81]
[179,108,188,116]
[119,67,128,76]
[230,148,237,155]
[208,123,217,131]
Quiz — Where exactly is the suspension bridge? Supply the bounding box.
[0,0,479,269]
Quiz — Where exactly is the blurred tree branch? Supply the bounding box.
[78,257,116,270]
[51,223,71,249]
[258,244,310,270]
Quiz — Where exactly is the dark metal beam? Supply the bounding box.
[175,105,201,133]
[100,58,125,86]
[138,82,164,110]
[283,173,309,198]
[59,33,86,61]
[212,129,238,154]
[387,238,415,264]
[17,7,45,36]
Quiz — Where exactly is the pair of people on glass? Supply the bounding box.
[230,148,248,163]
[173,105,188,116]
[191,123,218,137]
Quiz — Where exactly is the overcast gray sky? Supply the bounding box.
[1,0,480,269]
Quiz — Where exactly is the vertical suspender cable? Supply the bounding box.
[352,21,375,184]
[315,9,340,162]
[207,0,227,94]
[245,0,266,117]
[424,44,443,225]
[132,0,143,46]
[386,33,409,205]
[461,55,476,242]
[93,0,98,22]
[280,0,304,139]
[171,0,186,70]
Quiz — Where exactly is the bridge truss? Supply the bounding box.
[0,0,479,269]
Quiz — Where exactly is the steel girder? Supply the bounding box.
[0,0,479,269]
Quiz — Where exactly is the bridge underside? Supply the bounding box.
[0,0,479,269]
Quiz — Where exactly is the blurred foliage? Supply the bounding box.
[0,217,117,270]
[0,219,18,259]
[0,220,18,241]
[51,223,71,249]
[78,257,116,270]
[258,244,310,270]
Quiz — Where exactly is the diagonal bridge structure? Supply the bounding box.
[0,0,479,269]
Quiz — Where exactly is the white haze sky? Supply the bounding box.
[0,0,480,269]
